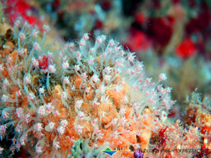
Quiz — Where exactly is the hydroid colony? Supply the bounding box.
[0,20,210,158]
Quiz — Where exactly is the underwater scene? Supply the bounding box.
[0,0,211,158]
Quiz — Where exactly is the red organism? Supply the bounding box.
[101,0,112,11]
[135,12,146,24]
[146,16,175,51]
[94,19,103,30]
[175,38,196,59]
[38,55,49,69]
[186,12,211,36]
[124,30,150,52]
[4,0,43,30]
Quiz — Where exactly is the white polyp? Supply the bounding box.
[75,100,83,108]
[24,74,31,84]
[92,74,99,83]
[3,78,10,86]
[159,73,167,81]
[43,25,50,32]
[83,33,89,40]
[28,92,35,100]
[64,77,70,84]
[78,111,84,119]
[45,103,54,114]
[76,125,84,134]
[45,122,55,132]
[62,61,69,69]
[61,92,67,99]
[57,126,65,135]
[81,72,87,79]
[16,108,23,118]
[19,33,26,40]
[75,65,80,71]
[49,65,56,73]
[60,120,68,127]
[39,87,45,94]
[33,42,41,51]
[34,123,43,132]
[38,106,46,116]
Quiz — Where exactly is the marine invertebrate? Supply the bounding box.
[144,90,211,158]
[4,0,41,25]
[184,90,211,157]
[147,120,201,158]
[0,19,176,158]
[175,38,196,59]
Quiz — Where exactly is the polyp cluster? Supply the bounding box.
[0,20,176,158]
